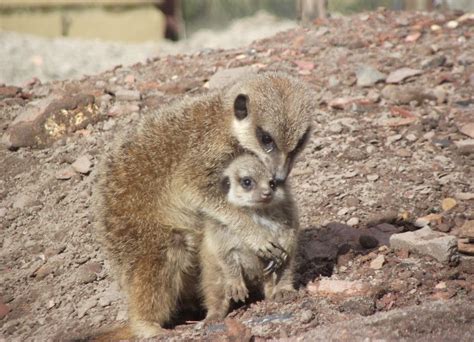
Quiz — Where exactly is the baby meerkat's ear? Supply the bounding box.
[220,176,231,194]
[234,94,249,120]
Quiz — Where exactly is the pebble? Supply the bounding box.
[77,298,97,319]
[390,227,457,263]
[458,123,474,139]
[386,134,402,145]
[308,279,371,297]
[459,221,474,239]
[367,174,379,182]
[355,64,386,87]
[370,255,385,269]
[0,302,10,319]
[71,155,93,174]
[337,207,349,216]
[102,119,116,131]
[12,194,35,209]
[329,122,343,134]
[298,310,314,324]
[454,192,474,201]
[455,139,474,154]
[421,55,446,69]
[405,133,417,142]
[386,67,422,84]
[441,197,457,211]
[55,166,76,180]
[347,217,359,226]
[359,234,379,249]
[446,20,458,29]
[458,239,474,255]
[115,89,141,101]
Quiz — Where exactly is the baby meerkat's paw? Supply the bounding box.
[225,278,249,303]
[271,288,297,302]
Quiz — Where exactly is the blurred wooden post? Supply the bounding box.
[297,0,327,26]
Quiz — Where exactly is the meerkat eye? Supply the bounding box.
[240,177,254,190]
[269,180,277,191]
[256,127,276,153]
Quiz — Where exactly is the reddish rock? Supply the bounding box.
[0,86,21,99]
[308,279,371,298]
[0,302,10,319]
[2,94,99,150]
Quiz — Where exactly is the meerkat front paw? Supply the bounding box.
[255,240,288,269]
[225,278,249,303]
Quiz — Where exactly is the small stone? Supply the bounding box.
[76,262,102,284]
[102,119,116,131]
[431,24,442,31]
[454,192,474,201]
[458,239,474,255]
[390,226,457,263]
[115,89,141,101]
[387,134,402,145]
[308,279,371,297]
[12,194,35,209]
[421,55,446,69]
[435,281,447,290]
[415,213,443,227]
[355,64,386,87]
[370,255,385,270]
[56,166,76,180]
[0,302,10,319]
[458,123,474,139]
[459,255,474,274]
[367,174,379,182]
[208,66,255,89]
[459,221,474,239]
[455,139,474,154]
[347,217,359,226]
[441,198,457,211]
[337,208,349,216]
[71,155,93,174]
[386,68,422,84]
[405,133,417,142]
[338,296,375,316]
[329,122,343,134]
[446,20,458,29]
[77,298,97,319]
[359,235,379,249]
[299,310,314,324]
[47,299,55,309]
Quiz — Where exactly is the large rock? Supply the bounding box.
[2,94,99,150]
[389,227,457,263]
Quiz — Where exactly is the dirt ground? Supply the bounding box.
[1,9,474,342]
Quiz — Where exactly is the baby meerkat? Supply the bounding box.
[200,154,298,322]
[94,72,314,339]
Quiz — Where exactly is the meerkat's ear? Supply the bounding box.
[234,94,249,120]
[220,176,231,194]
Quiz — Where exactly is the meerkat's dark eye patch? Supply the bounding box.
[290,128,310,157]
[234,94,249,120]
[240,177,254,190]
[269,179,277,191]
[220,176,231,194]
[256,127,276,153]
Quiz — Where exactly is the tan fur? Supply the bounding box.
[94,72,314,339]
[200,154,299,321]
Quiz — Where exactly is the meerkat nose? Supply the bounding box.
[261,190,272,199]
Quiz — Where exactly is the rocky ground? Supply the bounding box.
[1,9,474,342]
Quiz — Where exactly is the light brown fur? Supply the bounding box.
[200,154,299,321]
[94,72,314,339]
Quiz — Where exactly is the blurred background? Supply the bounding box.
[1,0,473,85]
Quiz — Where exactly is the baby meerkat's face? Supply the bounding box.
[221,154,286,209]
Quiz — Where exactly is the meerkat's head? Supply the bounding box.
[221,154,286,209]
[225,72,315,184]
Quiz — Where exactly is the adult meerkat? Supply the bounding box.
[201,154,298,322]
[95,72,314,339]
